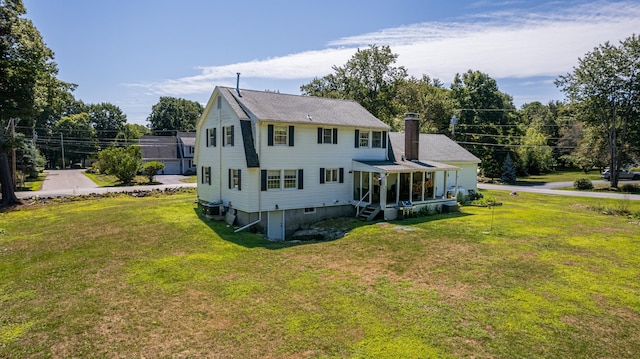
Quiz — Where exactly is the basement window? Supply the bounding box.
[304,207,316,214]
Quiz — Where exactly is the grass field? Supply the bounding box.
[515,169,602,184]
[1,190,639,358]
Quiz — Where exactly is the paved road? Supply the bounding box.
[478,181,640,201]
[17,169,196,199]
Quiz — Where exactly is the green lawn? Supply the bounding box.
[515,169,602,184]
[1,190,640,357]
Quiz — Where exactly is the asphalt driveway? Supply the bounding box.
[17,169,196,199]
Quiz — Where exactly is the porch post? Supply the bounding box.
[421,172,426,202]
[380,173,387,208]
[409,172,413,202]
[368,172,372,204]
[443,170,448,198]
[455,170,459,198]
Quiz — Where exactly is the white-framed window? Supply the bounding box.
[323,128,332,143]
[232,169,240,189]
[325,168,339,183]
[372,131,383,148]
[304,207,316,214]
[318,127,337,144]
[359,131,370,147]
[267,170,281,190]
[284,169,297,189]
[223,126,234,146]
[201,166,211,185]
[274,125,288,145]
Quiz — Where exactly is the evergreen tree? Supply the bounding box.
[501,153,517,184]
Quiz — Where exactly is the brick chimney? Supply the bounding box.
[404,113,420,161]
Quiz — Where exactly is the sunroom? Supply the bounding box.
[351,159,461,220]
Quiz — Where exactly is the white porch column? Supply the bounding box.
[421,172,426,202]
[380,174,387,208]
[443,170,448,198]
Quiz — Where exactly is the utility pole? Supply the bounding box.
[60,133,65,169]
[10,118,17,190]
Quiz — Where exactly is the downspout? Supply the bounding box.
[235,118,262,233]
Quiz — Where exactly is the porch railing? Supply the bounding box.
[354,189,371,217]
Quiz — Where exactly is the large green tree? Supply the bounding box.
[450,70,518,177]
[556,34,640,187]
[1,0,66,205]
[393,75,454,133]
[300,45,408,128]
[147,97,203,136]
[88,102,127,146]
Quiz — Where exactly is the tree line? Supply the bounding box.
[300,43,639,187]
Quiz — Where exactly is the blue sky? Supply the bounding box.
[22,0,640,125]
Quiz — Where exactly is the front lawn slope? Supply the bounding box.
[1,191,639,358]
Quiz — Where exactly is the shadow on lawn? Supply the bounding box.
[194,208,470,249]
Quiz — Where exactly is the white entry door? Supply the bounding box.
[267,210,284,240]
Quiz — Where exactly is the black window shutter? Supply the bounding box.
[228,169,232,189]
[333,128,338,144]
[213,128,217,147]
[382,131,387,148]
[230,125,234,146]
[317,128,323,143]
[289,126,294,146]
[207,167,211,185]
[238,169,241,191]
[267,124,274,146]
[206,129,209,147]
[298,169,304,189]
[319,167,325,184]
[354,130,360,148]
[339,168,344,183]
[200,166,203,184]
[261,170,267,191]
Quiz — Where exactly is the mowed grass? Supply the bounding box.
[1,190,640,358]
[516,169,602,184]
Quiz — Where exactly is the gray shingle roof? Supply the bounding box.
[388,132,481,163]
[218,87,389,129]
[177,132,195,147]
[139,136,177,160]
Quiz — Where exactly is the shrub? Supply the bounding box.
[141,161,166,183]
[574,178,593,190]
[620,183,638,193]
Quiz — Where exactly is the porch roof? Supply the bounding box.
[353,159,458,173]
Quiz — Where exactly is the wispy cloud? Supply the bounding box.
[129,1,639,96]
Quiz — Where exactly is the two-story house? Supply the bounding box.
[195,86,479,240]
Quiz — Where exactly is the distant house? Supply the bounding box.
[177,132,196,174]
[195,86,480,240]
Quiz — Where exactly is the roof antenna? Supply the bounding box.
[236,72,242,97]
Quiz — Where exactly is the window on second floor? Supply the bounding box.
[359,131,370,148]
[372,131,382,148]
[317,127,338,144]
[223,126,234,146]
[268,124,294,146]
